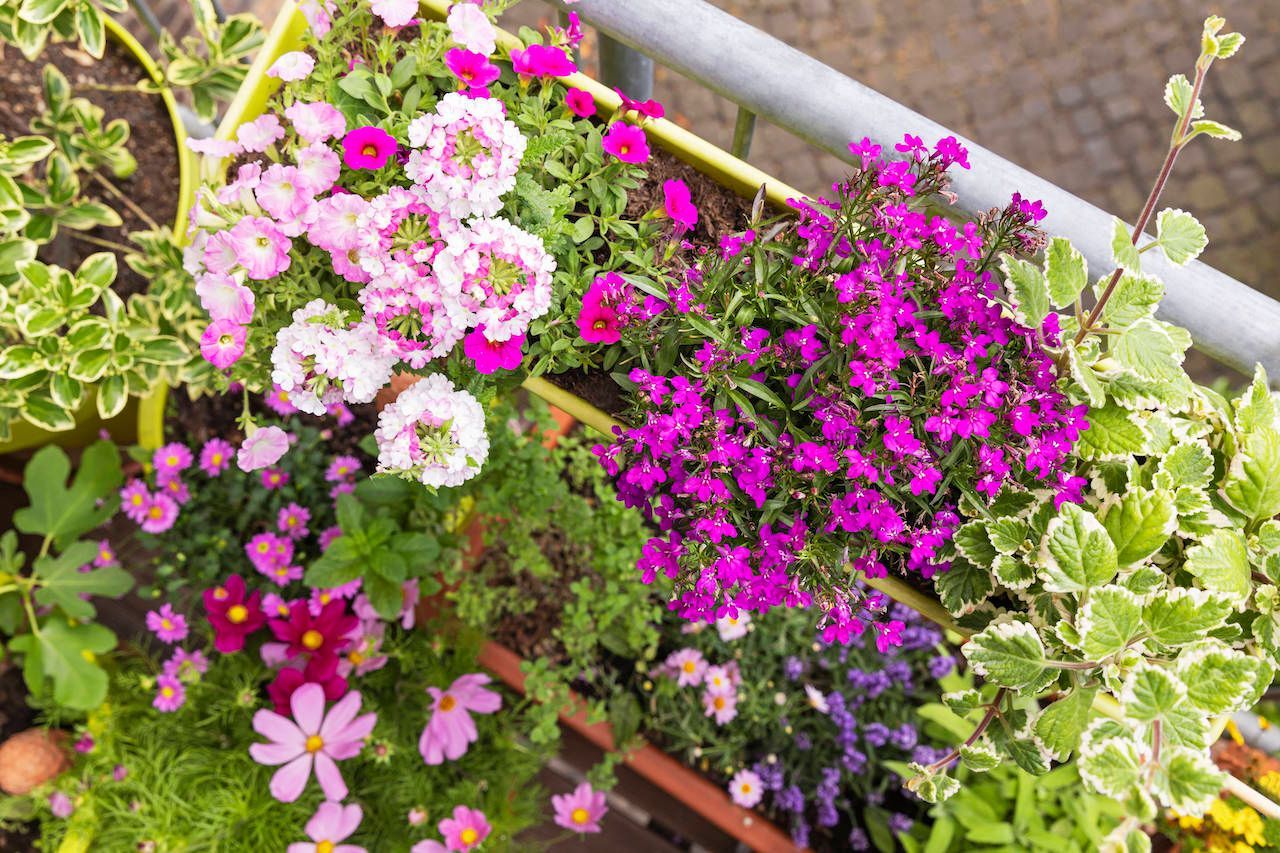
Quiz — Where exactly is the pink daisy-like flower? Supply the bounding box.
[146,603,188,644]
[702,687,738,725]
[265,562,303,589]
[249,682,376,803]
[703,664,735,695]
[200,320,246,370]
[139,493,179,534]
[261,467,290,491]
[238,426,291,472]
[418,673,501,765]
[284,100,346,143]
[463,327,524,374]
[446,2,495,55]
[552,782,608,834]
[565,87,595,117]
[93,540,116,567]
[716,611,751,640]
[601,122,649,164]
[665,648,706,687]
[159,475,190,506]
[120,479,150,523]
[288,801,366,853]
[48,791,73,818]
[264,386,300,416]
[153,674,186,712]
[199,438,234,476]
[342,126,396,170]
[228,216,292,279]
[278,503,311,539]
[728,769,763,808]
[237,113,285,153]
[662,178,698,231]
[153,442,193,477]
[438,806,491,852]
[319,526,343,551]
[268,50,315,82]
[325,455,361,482]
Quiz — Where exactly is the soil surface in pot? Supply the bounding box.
[0,38,180,299]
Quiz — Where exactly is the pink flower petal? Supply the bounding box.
[290,681,326,735]
[312,751,348,801]
[270,752,314,802]
[251,708,305,752]
[318,689,363,740]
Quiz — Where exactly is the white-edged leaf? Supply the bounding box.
[1044,236,1088,308]
[1155,209,1208,266]
[1039,502,1118,593]
[963,620,1048,690]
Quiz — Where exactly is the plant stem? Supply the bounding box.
[20,591,40,637]
[91,170,162,232]
[1073,62,1208,346]
[69,232,135,255]
[926,688,1007,773]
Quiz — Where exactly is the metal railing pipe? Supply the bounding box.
[549,0,1280,379]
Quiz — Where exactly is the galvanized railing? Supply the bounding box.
[553,0,1280,381]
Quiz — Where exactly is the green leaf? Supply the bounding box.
[1112,319,1184,382]
[1176,641,1269,714]
[964,621,1048,690]
[1232,364,1275,436]
[1000,254,1050,329]
[1100,488,1176,566]
[1044,236,1088,309]
[1184,528,1249,600]
[1143,588,1233,647]
[1110,218,1140,271]
[14,440,122,547]
[992,554,1036,590]
[363,572,403,620]
[1155,440,1214,491]
[952,521,997,567]
[1078,734,1145,799]
[986,518,1027,555]
[1077,405,1150,461]
[96,374,128,420]
[935,558,993,616]
[1150,747,1224,815]
[1035,686,1097,760]
[21,393,76,432]
[10,619,116,710]
[958,740,1001,772]
[1101,272,1163,328]
[1121,662,1186,724]
[74,1,104,57]
[1155,209,1207,266]
[32,542,132,620]
[1188,120,1241,142]
[1221,428,1280,521]
[75,252,116,290]
[942,689,984,716]
[17,0,69,25]
[1038,502,1118,593]
[1163,74,1203,120]
[1066,345,1106,408]
[1077,585,1142,659]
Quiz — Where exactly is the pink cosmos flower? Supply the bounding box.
[228,216,292,279]
[288,801,366,853]
[200,320,246,370]
[153,674,185,712]
[552,782,608,834]
[186,137,243,159]
[267,658,348,716]
[285,101,346,143]
[446,2,495,55]
[146,603,188,644]
[601,122,649,164]
[153,442,192,476]
[261,467,290,490]
[199,438,234,476]
[337,620,387,678]
[410,843,446,853]
[510,44,576,80]
[662,179,698,231]
[342,126,397,170]
[163,648,208,679]
[196,273,255,324]
[419,673,502,765]
[665,648,706,687]
[268,51,315,82]
[238,426,291,472]
[237,113,285,153]
[445,49,500,94]
[565,88,595,117]
[728,769,763,808]
[249,682,376,803]
[278,503,311,539]
[438,806,491,852]
[702,687,738,724]
[139,494,179,534]
[369,0,416,27]
[463,327,524,374]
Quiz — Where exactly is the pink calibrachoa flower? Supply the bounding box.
[438,806,491,852]
[445,49,499,94]
[153,443,193,477]
[564,87,595,117]
[261,467,290,490]
[249,682,376,803]
[446,2,495,55]
[616,88,666,120]
[728,769,763,808]
[146,603,188,644]
[418,673,501,765]
[199,438,234,476]
[702,687,738,725]
[298,0,334,35]
[153,674,185,712]
[288,801,366,853]
[342,126,396,170]
[369,0,415,27]
[268,50,315,81]
[284,100,346,143]
[662,178,698,232]
[256,163,315,223]
[278,503,312,539]
[195,273,255,324]
[577,298,621,344]
[139,494,179,534]
[228,216,292,279]
[510,43,576,80]
[237,113,285,152]
[200,320,246,370]
[204,575,267,653]
[665,648,706,687]
[238,425,291,472]
[601,122,649,164]
[463,327,524,374]
[552,782,608,834]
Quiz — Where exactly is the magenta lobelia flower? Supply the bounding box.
[288,801,366,853]
[552,782,608,834]
[438,806,491,852]
[238,425,291,472]
[462,327,524,375]
[341,126,396,170]
[564,87,595,118]
[249,682,376,803]
[268,50,315,82]
[600,122,649,164]
[418,673,501,765]
[146,603,188,644]
[200,320,246,370]
[662,179,698,232]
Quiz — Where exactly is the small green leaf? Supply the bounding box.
[1163,74,1203,120]
[1187,120,1241,142]
[1110,218,1140,271]
[1184,528,1250,600]
[1143,588,1233,647]
[1150,747,1224,815]
[1221,428,1280,521]
[1232,364,1275,436]
[1038,502,1118,593]
[1000,254,1050,329]
[934,558,993,616]
[1101,272,1163,328]
[1077,585,1142,659]
[1155,440,1214,491]
[1035,686,1097,760]
[13,440,122,548]
[1077,405,1150,461]
[96,374,128,420]
[1044,236,1088,309]
[1155,209,1207,267]
[1175,641,1270,714]
[964,620,1048,690]
[1121,662,1186,724]
[1112,319,1185,382]
[32,541,132,619]
[953,521,997,567]
[10,619,116,710]
[1078,734,1145,799]
[1100,488,1176,566]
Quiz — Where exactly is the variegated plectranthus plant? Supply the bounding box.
[907,16,1271,850]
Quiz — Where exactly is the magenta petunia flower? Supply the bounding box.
[139,493,179,534]
[662,178,698,231]
[615,87,665,119]
[438,806,491,852]
[261,467,290,491]
[238,426,291,472]
[418,673,501,765]
[564,87,595,118]
[289,800,366,853]
[277,503,311,539]
[249,682,376,803]
[201,320,246,370]
[728,769,763,808]
[552,781,608,834]
[510,43,575,80]
[199,438,234,476]
[204,574,267,653]
[601,122,649,164]
[445,48,500,94]
[146,603,188,644]
[463,327,524,375]
[341,126,396,170]
[267,50,315,82]
[153,674,186,712]
[153,443,193,476]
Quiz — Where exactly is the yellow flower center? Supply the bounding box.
[257,542,270,553]
[571,807,590,825]
[211,453,223,464]
[362,144,379,157]
[305,734,324,753]
[166,455,178,466]
[740,783,752,794]
[302,630,325,650]
[316,842,334,853]
[319,592,331,604]
[227,604,248,624]
[148,505,164,519]
[130,494,143,506]
[161,618,173,630]
[439,694,456,712]
[162,686,175,698]
[349,650,365,664]
[682,661,696,673]
[460,828,478,845]
[713,696,726,710]
[287,517,298,527]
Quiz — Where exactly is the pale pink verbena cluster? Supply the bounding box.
[374,374,490,488]
[270,300,397,415]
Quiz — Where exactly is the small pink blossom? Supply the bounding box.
[238,425,291,472]
[186,137,243,159]
[139,494,179,534]
[146,603,188,644]
[306,192,369,253]
[163,648,209,679]
[369,0,416,28]
[288,801,365,853]
[228,216,292,279]
[552,782,608,834]
[565,87,596,117]
[665,648,706,687]
[445,49,500,94]
[284,101,347,143]
[261,467,290,490]
[278,503,311,539]
[153,442,193,476]
[419,673,501,765]
[702,687,738,724]
[663,178,698,231]
[236,113,285,153]
[268,51,315,82]
[341,126,397,170]
[446,2,495,55]
[120,479,150,523]
[510,43,576,80]
[601,122,649,164]
[195,273,255,324]
[463,327,524,374]
[48,792,73,819]
[153,674,186,712]
[200,320,246,369]
[256,164,315,222]
[199,438,234,476]
[728,769,763,808]
[438,806,491,852]
[298,0,334,36]
[294,143,341,194]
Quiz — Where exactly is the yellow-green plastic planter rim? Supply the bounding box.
[0,19,193,455]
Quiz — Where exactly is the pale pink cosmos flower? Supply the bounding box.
[268,51,315,82]
[153,674,185,712]
[369,0,416,28]
[728,769,763,808]
[418,673,501,765]
[287,801,366,853]
[664,648,706,687]
[249,682,376,803]
[552,782,608,834]
[410,843,446,853]
[228,216,292,279]
[146,603,188,644]
[702,687,738,724]
[200,319,246,369]
[715,611,750,641]
[438,806,490,852]
[186,137,243,159]
[195,272,255,324]
[446,3,495,55]
[237,425,291,472]
[237,113,285,153]
[284,101,347,143]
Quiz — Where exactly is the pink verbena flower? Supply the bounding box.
[728,769,763,808]
[362,281,469,369]
[146,603,188,644]
[199,438,234,476]
[553,782,608,834]
[463,327,524,374]
[565,87,595,117]
[438,806,491,852]
[268,51,314,82]
[140,494,179,534]
[435,217,554,342]
[285,101,346,143]
[289,801,366,853]
[237,113,285,153]
[446,2,495,55]
[249,682,376,803]
[153,674,185,712]
[601,122,649,164]
[270,300,397,413]
[238,425,290,472]
[200,320,246,369]
[374,374,488,489]
[663,178,698,232]
[342,126,396,170]
[353,186,454,282]
[418,673,501,765]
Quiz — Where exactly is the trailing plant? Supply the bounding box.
[159,0,263,123]
[0,0,127,60]
[0,440,132,710]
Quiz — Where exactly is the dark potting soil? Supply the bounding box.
[0,38,180,299]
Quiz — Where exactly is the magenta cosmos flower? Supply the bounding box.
[200,320,246,370]
[341,126,397,170]
[146,603,188,644]
[438,806,491,852]
[238,425,290,472]
[662,178,698,231]
[552,782,608,834]
[249,682,376,803]
[564,87,595,118]
[203,574,267,653]
[288,801,365,853]
[418,673,501,765]
[601,122,649,164]
[153,674,185,712]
